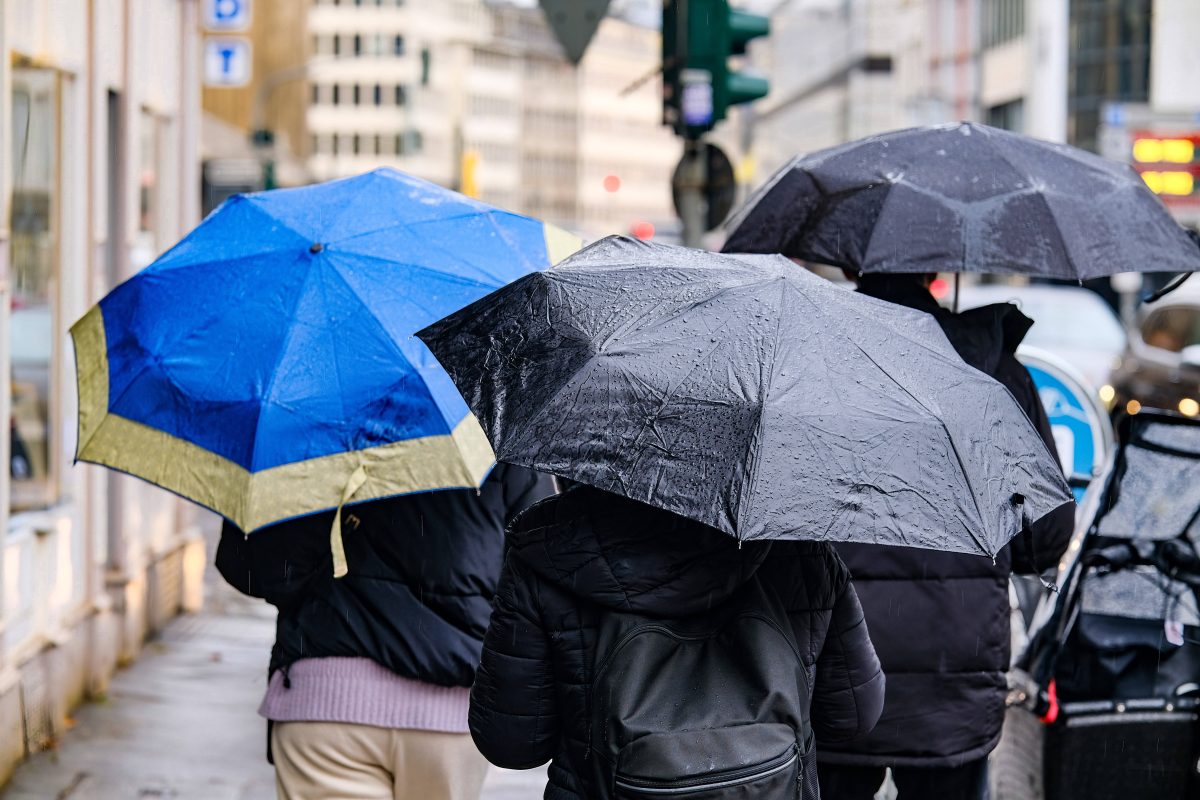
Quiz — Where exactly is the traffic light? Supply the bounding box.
[663,0,770,138]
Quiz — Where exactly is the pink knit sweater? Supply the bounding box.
[259,657,471,733]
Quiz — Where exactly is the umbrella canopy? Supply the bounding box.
[417,236,1072,557]
[723,122,1200,281]
[72,168,579,533]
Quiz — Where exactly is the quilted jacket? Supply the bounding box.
[821,276,1075,768]
[469,485,885,799]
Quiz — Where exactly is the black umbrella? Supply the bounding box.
[723,122,1200,282]
[417,236,1072,557]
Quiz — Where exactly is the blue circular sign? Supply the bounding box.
[1018,347,1113,503]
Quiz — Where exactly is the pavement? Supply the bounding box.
[0,557,547,799]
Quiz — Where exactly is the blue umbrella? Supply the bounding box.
[72,168,578,565]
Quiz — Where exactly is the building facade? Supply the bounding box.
[300,0,678,240]
[750,0,1072,181]
[1,0,205,783]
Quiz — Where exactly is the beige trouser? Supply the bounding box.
[272,721,490,800]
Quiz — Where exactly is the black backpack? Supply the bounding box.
[588,575,815,799]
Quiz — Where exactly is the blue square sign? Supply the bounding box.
[204,38,251,87]
[204,0,252,32]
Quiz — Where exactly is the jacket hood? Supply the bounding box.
[857,276,1033,374]
[507,485,770,617]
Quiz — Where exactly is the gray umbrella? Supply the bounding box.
[723,122,1200,280]
[417,236,1072,557]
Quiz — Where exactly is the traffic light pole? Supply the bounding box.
[662,0,769,248]
[678,139,709,248]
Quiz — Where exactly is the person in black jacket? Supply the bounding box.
[469,484,886,800]
[216,463,553,800]
[816,273,1075,800]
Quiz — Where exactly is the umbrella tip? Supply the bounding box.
[309,242,324,254]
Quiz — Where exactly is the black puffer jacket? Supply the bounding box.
[819,277,1075,768]
[470,486,885,800]
[216,463,553,686]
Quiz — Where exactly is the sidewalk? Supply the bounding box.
[0,560,547,799]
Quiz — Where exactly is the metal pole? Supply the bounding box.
[679,138,708,248]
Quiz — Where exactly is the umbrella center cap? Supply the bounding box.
[309,242,324,254]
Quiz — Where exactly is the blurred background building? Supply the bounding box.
[748,0,1197,202]
[4,0,1200,788]
[2,0,205,784]
[210,0,679,241]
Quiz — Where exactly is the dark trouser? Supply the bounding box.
[817,758,989,800]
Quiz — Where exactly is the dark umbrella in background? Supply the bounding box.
[418,236,1073,558]
[722,122,1200,287]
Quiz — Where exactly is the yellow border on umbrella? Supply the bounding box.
[70,305,496,532]
[69,222,580,532]
[544,223,582,265]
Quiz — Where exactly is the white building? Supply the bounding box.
[306,0,494,188]
[1,0,205,782]
[750,0,1071,181]
[305,0,678,240]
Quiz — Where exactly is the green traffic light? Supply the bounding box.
[729,10,770,55]
[727,72,770,106]
[661,0,771,137]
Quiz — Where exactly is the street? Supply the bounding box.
[0,555,547,800]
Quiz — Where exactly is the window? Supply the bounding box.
[332,135,340,156]
[354,34,363,56]
[1142,307,1200,353]
[986,99,1024,132]
[9,66,60,511]
[352,134,361,155]
[374,134,383,155]
[332,84,341,105]
[982,0,1025,48]
[311,83,320,104]
[353,84,361,105]
[333,35,341,56]
[1068,0,1152,152]
[394,85,407,106]
[393,35,405,56]
[134,110,161,271]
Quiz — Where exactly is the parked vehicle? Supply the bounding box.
[958,283,1127,398]
[1110,282,1200,418]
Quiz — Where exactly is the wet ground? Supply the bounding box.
[0,550,546,799]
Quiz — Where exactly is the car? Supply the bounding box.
[956,283,1127,398]
[1110,280,1200,418]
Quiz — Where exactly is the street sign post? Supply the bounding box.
[204,38,251,88]
[539,0,611,65]
[1018,347,1114,504]
[671,141,736,238]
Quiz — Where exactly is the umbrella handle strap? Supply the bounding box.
[331,465,368,578]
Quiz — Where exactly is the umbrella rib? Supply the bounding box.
[100,250,313,435]
[423,208,540,285]
[325,209,486,247]
[323,259,451,429]
[331,250,498,292]
[733,278,789,539]
[818,299,992,553]
[1030,187,1084,283]
[244,195,326,245]
[981,139,1087,280]
[245,253,321,473]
